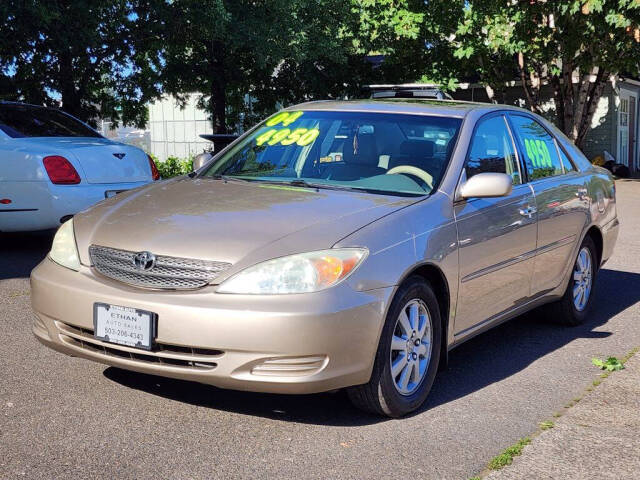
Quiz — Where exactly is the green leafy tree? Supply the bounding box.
[147,0,433,133]
[450,0,640,148]
[145,0,299,133]
[0,1,159,127]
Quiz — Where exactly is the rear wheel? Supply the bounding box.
[547,236,598,326]
[347,276,441,417]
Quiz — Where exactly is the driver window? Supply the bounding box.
[466,115,522,185]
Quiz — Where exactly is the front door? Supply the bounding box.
[454,114,537,335]
[618,90,634,169]
[629,96,636,173]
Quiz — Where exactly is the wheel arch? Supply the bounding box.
[584,224,604,268]
[398,262,451,370]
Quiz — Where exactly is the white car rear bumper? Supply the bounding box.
[0,181,150,232]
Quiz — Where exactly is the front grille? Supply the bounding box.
[56,321,222,371]
[89,245,231,290]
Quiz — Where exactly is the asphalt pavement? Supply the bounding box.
[1,180,639,480]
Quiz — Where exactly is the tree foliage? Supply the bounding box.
[6,0,639,148]
[449,0,640,148]
[146,0,430,133]
[0,1,159,127]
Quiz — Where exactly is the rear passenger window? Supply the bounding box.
[557,144,576,172]
[510,115,563,180]
[466,115,521,185]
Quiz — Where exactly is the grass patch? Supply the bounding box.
[487,437,531,470]
[592,357,624,371]
[539,420,554,430]
[621,347,639,364]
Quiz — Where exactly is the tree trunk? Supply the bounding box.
[59,50,82,120]
[561,58,575,141]
[211,80,227,134]
[575,70,608,149]
[550,75,565,132]
[517,52,541,113]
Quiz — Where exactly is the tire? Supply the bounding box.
[546,236,598,326]
[347,276,442,417]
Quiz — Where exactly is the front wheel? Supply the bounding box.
[347,276,442,417]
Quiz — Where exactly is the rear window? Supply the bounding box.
[0,104,101,138]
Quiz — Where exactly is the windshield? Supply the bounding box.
[201,110,461,196]
[0,104,101,138]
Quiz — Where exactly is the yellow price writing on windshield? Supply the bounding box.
[255,127,320,147]
[265,111,304,127]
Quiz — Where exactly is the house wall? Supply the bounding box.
[148,95,212,162]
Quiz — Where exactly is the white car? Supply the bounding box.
[0,102,159,232]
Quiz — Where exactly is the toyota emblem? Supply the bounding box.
[133,251,156,271]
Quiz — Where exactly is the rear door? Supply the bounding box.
[454,113,538,335]
[507,113,590,295]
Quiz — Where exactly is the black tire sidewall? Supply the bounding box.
[375,276,442,417]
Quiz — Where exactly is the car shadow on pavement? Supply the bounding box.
[0,231,54,280]
[104,267,640,426]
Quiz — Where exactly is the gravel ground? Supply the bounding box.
[1,180,639,480]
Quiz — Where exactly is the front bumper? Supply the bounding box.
[31,257,392,394]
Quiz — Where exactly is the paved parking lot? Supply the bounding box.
[2,181,639,480]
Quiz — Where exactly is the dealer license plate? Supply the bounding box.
[93,303,156,351]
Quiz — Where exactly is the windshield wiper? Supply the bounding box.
[272,179,360,192]
[208,174,252,183]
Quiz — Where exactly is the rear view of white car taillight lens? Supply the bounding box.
[147,155,161,180]
[43,156,81,184]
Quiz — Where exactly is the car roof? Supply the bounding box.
[0,100,55,110]
[287,99,530,119]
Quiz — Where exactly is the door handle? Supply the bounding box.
[519,205,537,218]
[576,188,588,201]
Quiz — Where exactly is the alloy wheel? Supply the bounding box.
[389,299,432,395]
[573,246,593,311]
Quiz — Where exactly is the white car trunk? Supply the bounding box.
[22,137,151,184]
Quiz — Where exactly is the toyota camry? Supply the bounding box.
[31,100,618,417]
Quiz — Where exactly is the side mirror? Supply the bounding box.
[459,172,513,199]
[192,151,213,171]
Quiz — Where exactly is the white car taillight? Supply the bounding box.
[43,156,81,184]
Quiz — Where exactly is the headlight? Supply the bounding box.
[217,248,368,294]
[49,219,81,271]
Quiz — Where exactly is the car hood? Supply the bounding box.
[73,177,419,275]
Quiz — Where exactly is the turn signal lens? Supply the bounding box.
[43,156,81,184]
[148,155,160,180]
[218,248,368,294]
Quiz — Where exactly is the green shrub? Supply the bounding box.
[154,155,194,178]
